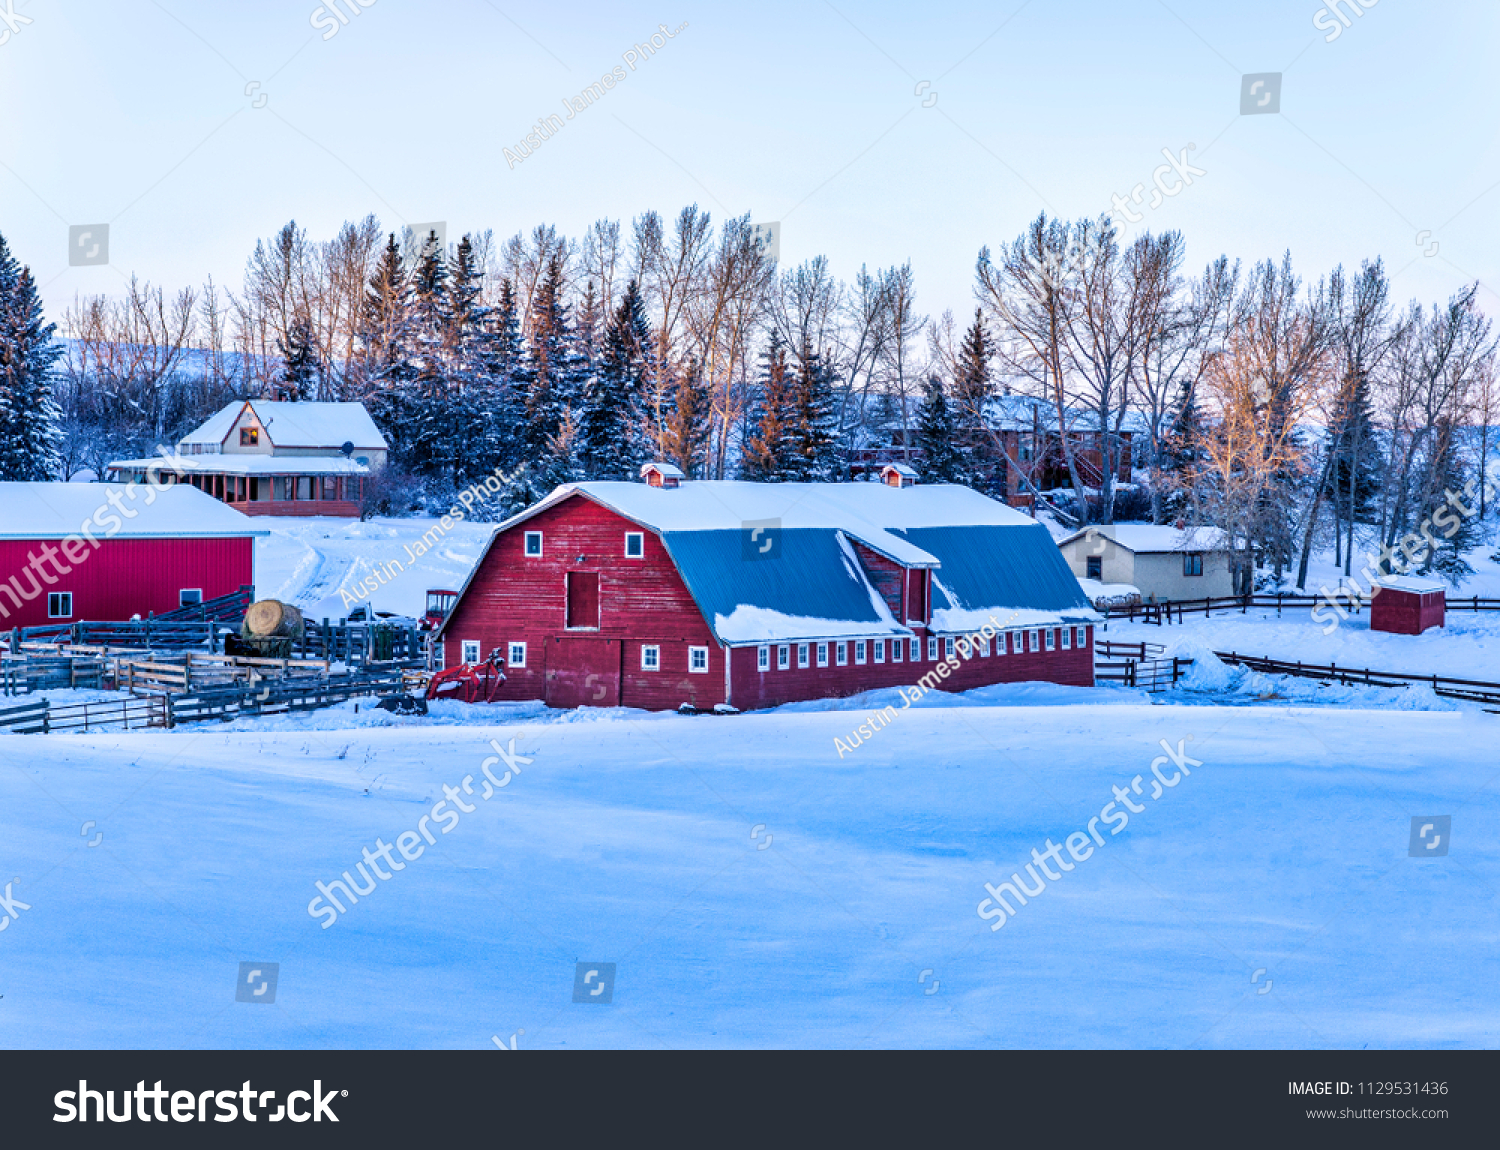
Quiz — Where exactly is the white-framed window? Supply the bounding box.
[48,592,72,619]
[641,644,660,671]
[816,642,829,667]
[461,640,480,664]
[891,637,903,663]
[758,645,770,672]
[979,634,991,656]
[855,640,867,665]
[1081,625,1091,649]
[944,636,955,659]
[778,644,790,670]
[874,639,886,663]
[1045,628,1056,651]
[835,642,848,666]
[797,643,810,668]
[1028,629,1039,653]
[179,588,202,607]
[508,641,527,668]
[689,646,709,673]
[909,638,920,661]
[1061,627,1071,650]
[524,531,543,557]
[927,636,938,661]
[625,532,644,558]
[997,632,1008,656]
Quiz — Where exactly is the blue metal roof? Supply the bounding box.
[896,524,1094,617]
[660,529,906,643]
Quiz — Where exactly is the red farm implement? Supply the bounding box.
[425,649,507,704]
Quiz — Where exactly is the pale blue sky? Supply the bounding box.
[3,0,1497,328]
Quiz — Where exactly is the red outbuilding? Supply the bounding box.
[0,482,267,630]
[1370,576,1446,635]
[436,465,1100,712]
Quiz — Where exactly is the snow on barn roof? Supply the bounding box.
[446,480,1097,645]
[1057,523,1229,553]
[1374,575,1447,595]
[0,482,269,539]
[179,400,388,451]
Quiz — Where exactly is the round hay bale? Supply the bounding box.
[244,600,304,638]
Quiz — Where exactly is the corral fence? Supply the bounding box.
[0,694,168,734]
[1214,651,1500,710]
[1,654,106,696]
[1095,639,1166,661]
[117,653,330,696]
[1095,657,1194,693]
[1105,593,1500,625]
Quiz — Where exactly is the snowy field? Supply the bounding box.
[0,683,1494,1050]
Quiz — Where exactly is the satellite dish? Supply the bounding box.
[340,441,355,457]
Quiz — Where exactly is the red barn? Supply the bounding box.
[0,482,267,630]
[437,466,1100,711]
[1371,576,1446,635]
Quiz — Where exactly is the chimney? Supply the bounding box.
[639,461,684,489]
[880,463,918,488]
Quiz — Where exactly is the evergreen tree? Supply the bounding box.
[740,335,795,480]
[1423,421,1478,582]
[915,375,967,482]
[661,358,711,478]
[275,316,319,401]
[359,234,420,475]
[524,252,583,460]
[1156,380,1206,520]
[0,235,64,480]
[579,281,653,480]
[474,279,528,476]
[783,341,840,481]
[1323,369,1381,565]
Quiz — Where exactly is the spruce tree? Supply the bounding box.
[1157,380,1206,520]
[359,234,419,475]
[275,316,319,401]
[740,335,795,480]
[524,252,581,460]
[784,341,840,481]
[0,236,64,480]
[915,375,967,483]
[580,279,654,480]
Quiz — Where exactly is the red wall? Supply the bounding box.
[441,496,726,711]
[728,626,1095,710]
[0,537,254,629]
[1371,590,1445,635]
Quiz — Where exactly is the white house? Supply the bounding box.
[107,400,388,518]
[1057,524,1233,602]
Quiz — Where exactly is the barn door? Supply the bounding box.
[545,636,621,708]
[566,572,600,629]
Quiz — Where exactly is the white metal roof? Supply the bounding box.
[0,482,269,538]
[1375,575,1447,595]
[1058,524,1230,553]
[179,400,388,451]
[108,455,370,476]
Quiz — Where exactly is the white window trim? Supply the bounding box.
[508,641,527,668]
[778,644,790,670]
[979,635,991,656]
[944,636,955,659]
[641,644,661,671]
[688,645,710,673]
[757,645,770,671]
[179,588,203,606]
[855,640,867,665]
[624,531,644,559]
[48,592,73,619]
[874,639,886,663]
[524,531,543,557]
[927,636,938,661]
[1061,627,1071,649]
[797,643,810,668]
[1028,629,1039,653]
[891,637,903,663]
[461,640,481,664]
[909,638,920,662]
[816,642,829,668]
[1045,628,1056,651]
[835,642,848,666]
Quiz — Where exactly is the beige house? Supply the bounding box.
[108,400,388,518]
[1057,524,1233,602]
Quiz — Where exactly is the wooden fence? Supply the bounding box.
[0,695,168,733]
[1096,639,1166,660]
[1095,657,1194,692]
[1,655,105,696]
[1213,651,1500,709]
[1106,592,1500,625]
[166,672,409,724]
[118,653,329,696]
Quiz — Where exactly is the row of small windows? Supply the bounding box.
[1085,554,1205,579]
[459,639,709,674]
[754,627,1090,671]
[524,530,645,559]
[42,589,202,620]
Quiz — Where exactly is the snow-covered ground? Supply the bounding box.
[0,683,1493,1049]
[254,515,497,620]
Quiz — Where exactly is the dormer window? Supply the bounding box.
[639,462,684,488]
[240,427,259,446]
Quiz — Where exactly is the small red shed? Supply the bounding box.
[0,482,267,630]
[1370,576,1446,635]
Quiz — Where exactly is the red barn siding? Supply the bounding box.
[728,626,1094,710]
[852,541,905,618]
[441,496,727,711]
[1370,588,1445,635]
[0,536,254,629]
